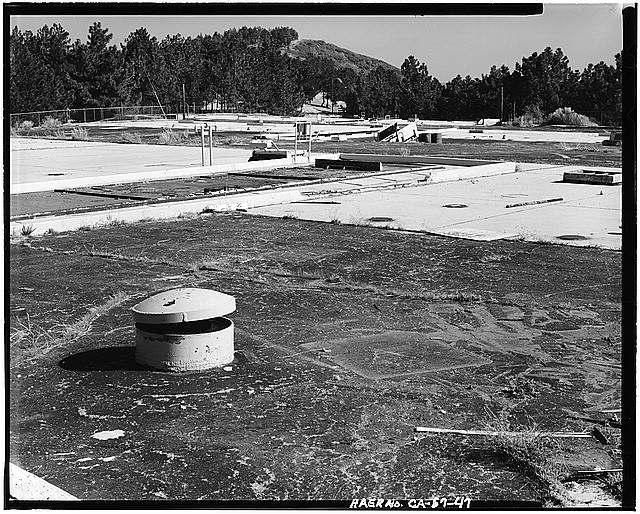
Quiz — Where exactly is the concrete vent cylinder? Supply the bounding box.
[132,288,236,372]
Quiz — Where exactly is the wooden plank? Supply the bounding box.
[414,426,591,438]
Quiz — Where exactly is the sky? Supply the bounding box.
[10,4,624,81]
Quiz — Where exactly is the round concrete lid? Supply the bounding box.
[132,288,236,324]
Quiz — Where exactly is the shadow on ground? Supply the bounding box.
[59,347,144,372]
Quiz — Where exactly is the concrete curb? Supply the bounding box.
[9,463,78,501]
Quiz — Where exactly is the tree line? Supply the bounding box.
[9,23,622,124]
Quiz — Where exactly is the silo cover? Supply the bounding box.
[132,288,236,324]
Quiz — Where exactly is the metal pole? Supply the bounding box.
[500,86,504,122]
[308,123,312,158]
[208,124,213,166]
[83,109,86,123]
[200,126,205,166]
[294,123,298,163]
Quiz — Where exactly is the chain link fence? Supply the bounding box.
[9,105,181,128]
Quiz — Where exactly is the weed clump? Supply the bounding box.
[20,224,35,237]
[70,126,89,140]
[19,120,34,131]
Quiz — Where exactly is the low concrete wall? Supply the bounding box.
[339,153,501,167]
[10,189,305,236]
[426,161,516,183]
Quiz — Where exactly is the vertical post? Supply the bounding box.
[208,124,213,166]
[294,122,298,163]
[308,122,312,158]
[200,125,205,166]
[500,86,504,122]
[37,112,41,125]
[83,109,87,123]
[331,78,334,114]
[182,83,186,119]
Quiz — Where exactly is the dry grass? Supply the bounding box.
[158,127,190,145]
[481,408,569,506]
[513,106,544,127]
[119,132,143,144]
[41,116,62,130]
[11,292,132,363]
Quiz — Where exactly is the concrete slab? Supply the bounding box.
[251,163,621,250]
[301,331,492,380]
[10,138,253,192]
[9,463,78,500]
[443,128,605,144]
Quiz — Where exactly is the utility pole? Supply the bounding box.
[182,83,186,119]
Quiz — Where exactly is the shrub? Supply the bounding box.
[19,120,34,131]
[544,107,597,127]
[513,105,544,127]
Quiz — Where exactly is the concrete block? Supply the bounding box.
[376,123,398,142]
[315,158,382,171]
[563,170,622,185]
[249,149,289,161]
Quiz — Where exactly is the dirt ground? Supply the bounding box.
[9,212,622,505]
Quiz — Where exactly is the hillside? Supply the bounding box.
[286,39,399,75]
